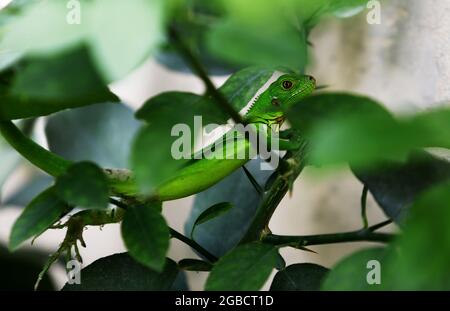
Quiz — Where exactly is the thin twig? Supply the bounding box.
[170,228,218,263]
[109,199,218,263]
[242,165,264,196]
[263,229,395,249]
[168,25,243,124]
[361,185,369,229]
[368,219,393,232]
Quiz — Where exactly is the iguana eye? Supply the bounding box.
[282,80,293,90]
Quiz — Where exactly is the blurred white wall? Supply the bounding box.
[1,0,450,290]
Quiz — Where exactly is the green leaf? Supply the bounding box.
[86,0,164,81]
[54,162,109,209]
[0,48,118,120]
[288,93,450,168]
[287,93,392,135]
[9,187,69,250]
[207,19,307,70]
[132,92,205,193]
[178,259,213,272]
[185,159,274,257]
[205,242,278,291]
[205,0,323,69]
[354,151,450,223]
[63,253,179,291]
[275,252,286,271]
[382,183,450,290]
[270,263,329,291]
[0,0,164,82]
[0,132,21,191]
[329,0,369,18]
[171,270,190,291]
[191,202,233,238]
[321,248,387,291]
[0,119,36,200]
[158,0,240,75]
[323,183,450,290]
[46,103,140,168]
[121,203,170,272]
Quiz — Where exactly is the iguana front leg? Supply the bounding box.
[35,207,126,290]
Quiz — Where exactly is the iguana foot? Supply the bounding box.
[34,214,87,290]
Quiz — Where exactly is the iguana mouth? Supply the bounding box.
[266,115,285,125]
[275,116,285,124]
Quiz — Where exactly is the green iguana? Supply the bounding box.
[0,73,316,288]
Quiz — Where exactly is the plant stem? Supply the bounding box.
[108,200,219,263]
[0,120,71,176]
[368,219,393,232]
[361,185,369,229]
[239,137,308,244]
[263,229,395,248]
[169,228,218,263]
[168,25,244,124]
[242,165,264,196]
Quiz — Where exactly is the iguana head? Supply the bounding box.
[244,73,316,126]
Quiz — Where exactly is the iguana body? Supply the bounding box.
[157,73,315,200]
[111,73,316,201]
[0,73,316,202]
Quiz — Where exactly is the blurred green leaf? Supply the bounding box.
[323,183,450,290]
[132,92,204,193]
[321,248,387,291]
[170,270,190,290]
[205,242,278,291]
[185,159,274,257]
[270,263,329,291]
[0,50,22,73]
[287,93,392,135]
[1,119,36,203]
[354,151,450,223]
[275,252,286,271]
[63,253,179,291]
[0,133,20,191]
[0,0,164,81]
[191,202,233,238]
[9,187,69,251]
[0,48,118,120]
[46,103,140,168]
[204,0,368,70]
[121,203,170,272]
[288,93,450,168]
[54,162,109,209]
[86,0,163,81]
[382,183,450,290]
[158,0,239,75]
[178,258,213,272]
[329,0,369,18]
[207,18,307,70]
